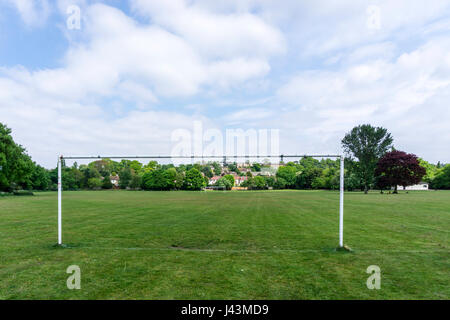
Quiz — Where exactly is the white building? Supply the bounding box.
[397,182,429,191]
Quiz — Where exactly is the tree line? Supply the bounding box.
[1,122,449,193]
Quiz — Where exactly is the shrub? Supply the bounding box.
[129,174,142,190]
[252,176,267,190]
[274,177,287,189]
[102,177,113,189]
[215,177,232,190]
[87,178,102,190]
[13,190,34,196]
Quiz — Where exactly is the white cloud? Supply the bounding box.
[0,87,214,167]
[130,0,285,59]
[0,1,285,166]
[274,37,450,162]
[195,0,450,58]
[2,0,50,26]
[7,2,280,100]
[223,107,274,125]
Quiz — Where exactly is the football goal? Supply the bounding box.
[56,154,345,248]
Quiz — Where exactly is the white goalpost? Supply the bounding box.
[57,154,345,248]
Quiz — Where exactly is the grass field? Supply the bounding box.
[0,190,448,299]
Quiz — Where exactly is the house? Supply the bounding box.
[256,167,277,176]
[397,182,429,191]
[234,175,248,186]
[270,163,282,170]
[209,176,222,185]
[110,175,120,187]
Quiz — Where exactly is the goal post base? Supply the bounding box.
[52,243,68,248]
[335,245,352,252]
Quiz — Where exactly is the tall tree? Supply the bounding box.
[118,167,132,189]
[431,164,450,189]
[276,165,297,188]
[30,163,50,190]
[342,124,393,194]
[0,123,34,191]
[251,163,261,172]
[375,151,426,193]
[210,162,222,176]
[183,168,205,190]
[201,165,213,178]
[215,177,232,190]
[142,169,168,190]
[418,158,439,183]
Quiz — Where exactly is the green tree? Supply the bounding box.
[251,163,261,172]
[164,168,178,190]
[0,123,34,191]
[223,174,235,187]
[144,161,158,171]
[89,160,112,178]
[342,124,393,194]
[276,166,297,188]
[119,167,132,189]
[253,176,267,189]
[184,168,205,190]
[201,165,213,178]
[311,176,326,189]
[430,165,450,189]
[274,177,287,189]
[174,171,185,189]
[80,166,101,188]
[102,177,113,189]
[87,177,102,190]
[241,177,253,188]
[129,173,142,190]
[228,163,240,174]
[30,163,50,190]
[418,159,439,183]
[211,162,222,175]
[344,171,361,191]
[129,160,143,173]
[296,167,323,189]
[215,177,232,190]
[142,169,168,190]
[62,168,80,190]
[265,176,276,188]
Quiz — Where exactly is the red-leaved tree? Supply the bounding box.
[375,151,426,193]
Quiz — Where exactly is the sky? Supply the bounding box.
[1,0,450,168]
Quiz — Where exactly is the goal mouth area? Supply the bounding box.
[56,154,345,248]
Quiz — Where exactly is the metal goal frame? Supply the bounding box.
[57,154,345,247]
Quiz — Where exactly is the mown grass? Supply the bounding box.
[0,190,448,299]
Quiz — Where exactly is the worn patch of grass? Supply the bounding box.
[0,190,448,299]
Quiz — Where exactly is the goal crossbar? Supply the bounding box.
[57,154,345,248]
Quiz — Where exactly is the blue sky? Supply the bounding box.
[1,0,450,167]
